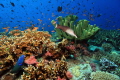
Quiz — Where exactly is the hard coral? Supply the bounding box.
[101,43,113,52]
[45,39,76,59]
[65,45,76,50]
[90,71,119,80]
[88,29,120,50]
[76,44,89,56]
[100,58,118,73]
[0,31,53,73]
[22,60,69,80]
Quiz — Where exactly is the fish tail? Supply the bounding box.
[55,24,57,28]
[75,35,77,38]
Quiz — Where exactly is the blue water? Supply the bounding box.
[0,0,120,32]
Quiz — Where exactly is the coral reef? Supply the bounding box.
[75,44,90,56]
[90,71,120,80]
[0,21,120,80]
[21,60,69,80]
[0,30,78,79]
[68,63,92,80]
[7,30,23,37]
[101,43,113,52]
[51,15,100,40]
[99,58,118,73]
[0,31,53,74]
[105,53,120,66]
[1,74,15,80]
[88,29,120,50]
[91,50,107,60]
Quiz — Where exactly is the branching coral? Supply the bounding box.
[21,60,69,80]
[0,30,77,79]
[0,31,53,73]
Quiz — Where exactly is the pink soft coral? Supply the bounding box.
[66,71,73,79]
[24,56,38,65]
[66,45,76,50]
[45,51,53,56]
[57,76,66,80]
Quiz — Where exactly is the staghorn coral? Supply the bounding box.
[90,71,120,80]
[21,60,69,80]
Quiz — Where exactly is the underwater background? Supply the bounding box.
[0,0,120,80]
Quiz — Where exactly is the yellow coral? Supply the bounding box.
[72,66,81,77]
[90,71,119,80]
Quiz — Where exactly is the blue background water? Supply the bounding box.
[0,0,120,32]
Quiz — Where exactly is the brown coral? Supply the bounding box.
[21,60,68,80]
[0,31,53,73]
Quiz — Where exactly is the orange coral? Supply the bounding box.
[0,31,53,72]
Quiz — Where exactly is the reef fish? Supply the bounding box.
[55,24,77,38]
[57,6,62,12]
[11,55,25,73]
